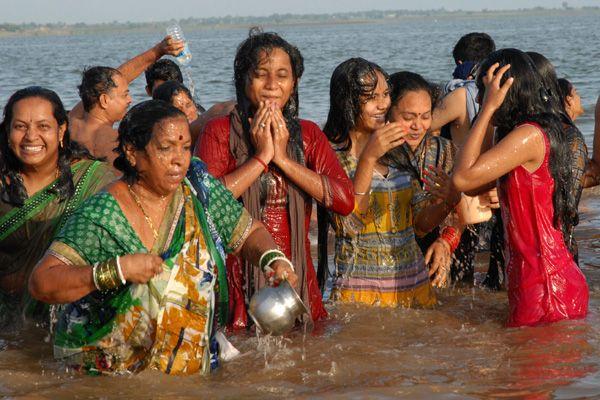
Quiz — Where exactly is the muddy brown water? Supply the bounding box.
[1,188,600,399]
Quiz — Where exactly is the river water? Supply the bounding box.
[1,12,600,399]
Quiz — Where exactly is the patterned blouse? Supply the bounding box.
[330,148,436,308]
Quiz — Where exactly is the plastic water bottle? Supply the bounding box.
[166,22,192,65]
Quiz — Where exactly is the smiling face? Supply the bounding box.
[355,71,391,133]
[388,89,432,151]
[245,47,295,110]
[8,97,66,170]
[128,116,191,196]
[171,91,198,123]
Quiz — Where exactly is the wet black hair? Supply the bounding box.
[323,57,389,150]
[233,28,304,156]
[152,80,193,104]
[145,59,183,92]
[452,32,496,65]
[0,86,95,206]
[476,48,576,250]
[114,100,187,184]
[526,52,566,115]
[557,78,574,106]
[388,71,435,107]
[78,66,121,112]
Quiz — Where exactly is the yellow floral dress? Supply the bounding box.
[331,149,436,307]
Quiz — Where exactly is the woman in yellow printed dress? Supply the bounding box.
[321,58,460,307]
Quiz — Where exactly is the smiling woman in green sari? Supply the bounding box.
[0,87,115,326]
[29,100,297,376]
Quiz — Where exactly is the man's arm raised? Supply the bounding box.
[69,36,184,119]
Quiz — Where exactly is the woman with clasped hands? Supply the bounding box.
[196,30,353,327]
[29,100,297,375]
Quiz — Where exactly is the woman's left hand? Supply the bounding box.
[269,259,299,287]
[481,62,514,112]
[423,166,461,207]
[270,105,290,166]
[425,238,451,288]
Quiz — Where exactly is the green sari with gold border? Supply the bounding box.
[47,159,252,375]
[0,160,116,325]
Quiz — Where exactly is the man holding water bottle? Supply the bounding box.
[69,35,184,163]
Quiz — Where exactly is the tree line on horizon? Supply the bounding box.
[1,6,599,35]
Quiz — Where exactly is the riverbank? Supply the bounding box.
[1,7,599,38]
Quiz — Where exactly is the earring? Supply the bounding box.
[59,138,64,148]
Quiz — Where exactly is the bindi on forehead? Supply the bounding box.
[179,135,183,141]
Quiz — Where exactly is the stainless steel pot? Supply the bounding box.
[248,280,308,336]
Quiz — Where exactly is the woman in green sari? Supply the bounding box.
[0,87,115,326]
[30,100,298,376]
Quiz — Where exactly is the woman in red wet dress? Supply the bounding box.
[452,48,588,327]
[195,30,353,327]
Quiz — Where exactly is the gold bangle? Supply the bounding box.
[94,259,122,291]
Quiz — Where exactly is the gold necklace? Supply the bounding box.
[128,184,159,241]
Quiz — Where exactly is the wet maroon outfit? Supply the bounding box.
[499,123,588,327]
[196,116,353,327]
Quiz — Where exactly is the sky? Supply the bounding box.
[1,0,598,24]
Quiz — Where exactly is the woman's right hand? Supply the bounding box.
[249,101,275,163]
[120,254,164,284]
[361,122,406,162]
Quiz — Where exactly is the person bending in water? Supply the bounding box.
[69,36,184,163]
[321,58,458,307]
[145,59,235,142]
[452,49,588,327]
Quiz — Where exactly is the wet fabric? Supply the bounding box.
[443,79,480,123]
[197,116,354,326]
[330,148,436,308]
[383,134,456,255]
[452,61,478,80]
[498,123,588,327]
[565,123,588,263]
[227,108,310,324]
[0,160,115,325]
[48,159,252,375]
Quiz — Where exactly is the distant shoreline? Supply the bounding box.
[1,7,599,38]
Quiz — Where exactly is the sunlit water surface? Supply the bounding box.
[1,14,600,399]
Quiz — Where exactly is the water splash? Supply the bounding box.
[182,66,197,104]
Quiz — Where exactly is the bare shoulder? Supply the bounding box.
[438,87,467,109]
[93,125,119,161]
[507,123,545,143]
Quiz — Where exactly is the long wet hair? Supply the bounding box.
[557,78,574,106]
[233,28,304,155]
[323,57,389,150]
[0,86,94,206]
[526,51,574,126]
[318,59,397,290]
[476,49,576,250]
[114,100,187,184]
